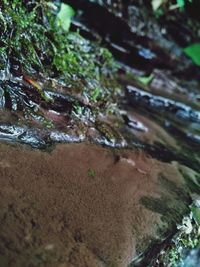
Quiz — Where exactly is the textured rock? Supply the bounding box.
[0,142,196,267]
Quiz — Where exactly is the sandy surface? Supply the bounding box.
[0,142,191,267]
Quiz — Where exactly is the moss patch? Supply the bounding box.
[0,0,120,110]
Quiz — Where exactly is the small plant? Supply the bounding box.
[87,168,96,178]
[73,102,84,116]
[91,87,100,102]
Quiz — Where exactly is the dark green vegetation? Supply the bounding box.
[0,0,119,107]
[153,204,200,266]
[139,173,200,266]
[0,0,124,149]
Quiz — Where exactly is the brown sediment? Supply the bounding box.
[0,142,191,267]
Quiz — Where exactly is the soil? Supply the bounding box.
[0,141,193,267]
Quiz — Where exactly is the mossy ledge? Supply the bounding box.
[0,0,120,110]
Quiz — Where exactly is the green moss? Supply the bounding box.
[154,214,200,266]
[0,0,119,109]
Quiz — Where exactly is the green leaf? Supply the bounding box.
[56,3,75,32]
[88,168,96,178]
[183,43,200,66]
[191,204,200,225]
[138,74,154,85]
[91,87,100,102]
[152,0,164,11]
[176,0,185,8]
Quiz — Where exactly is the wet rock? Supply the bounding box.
[126,85,200,124]
[0,125,48,148]
[125,85,200,169]
[49,130,85,143]
[0,87,5,108]
[122,110,178,150]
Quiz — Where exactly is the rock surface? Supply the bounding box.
[0,141,196,267]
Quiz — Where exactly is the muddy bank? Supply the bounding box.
[0,141,197,267]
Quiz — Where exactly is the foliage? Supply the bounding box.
[183,43,200,66]
[154,202,200,266]
[0,0,49,72]
[176,0,193,8]
[0,0,117,79]
[56,3,75,32]
[0,0,119,107]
